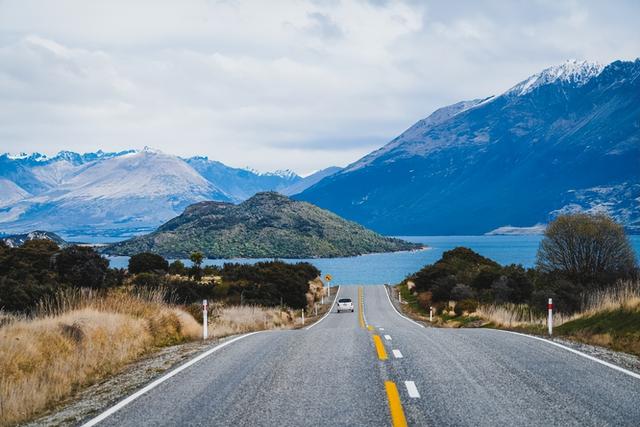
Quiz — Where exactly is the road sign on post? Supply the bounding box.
[548,298,553,336]
[202,299,208,340]
[325,274,332,297]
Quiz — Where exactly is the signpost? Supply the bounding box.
[325,274,332,297]
[202,299,208,340]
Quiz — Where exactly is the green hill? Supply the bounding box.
[105,192,423,258]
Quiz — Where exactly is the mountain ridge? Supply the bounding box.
[296,58,640,234]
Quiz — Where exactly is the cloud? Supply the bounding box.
[0,0,638,174]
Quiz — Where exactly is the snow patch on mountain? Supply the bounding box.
[0,179,31,206]
[508,59,604,96]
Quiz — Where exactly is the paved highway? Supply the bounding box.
[86,285,640,426]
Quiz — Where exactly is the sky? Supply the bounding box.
[0,0,638,175]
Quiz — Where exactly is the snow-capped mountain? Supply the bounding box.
[296,59,640,234]
[184,157,301,201]
[280,167,342,196]
[0,148,322,239]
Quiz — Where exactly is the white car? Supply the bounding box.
[336,298,354,313]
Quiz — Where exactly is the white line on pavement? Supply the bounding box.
[383,285,425,328]
[405,381,420,398]
[392,349,403,359]
[384,334,392,340]
[495,329,640,381]
[305,286,340,330]
[80,332,263,427]
[379,327,385,331]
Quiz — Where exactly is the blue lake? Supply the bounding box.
[108,235,640,286]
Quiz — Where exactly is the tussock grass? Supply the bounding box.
[477,281,640,329]
[207,305,295,338]
[477,281,640,355]
[0,289,201,426]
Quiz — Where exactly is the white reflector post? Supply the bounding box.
[203,299,208,340]
[548,298,553,336]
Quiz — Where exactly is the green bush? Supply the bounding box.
[128,252,169,274]
[132,272,162,288]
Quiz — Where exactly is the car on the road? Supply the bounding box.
[336,298,354,313]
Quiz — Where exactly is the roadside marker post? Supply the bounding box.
[315,304,318,316]
[429,306,433,322]
[399,289,402,303]
[302,309,305,325]
[202,299,208,340]
[325,274,332,298]
[548,298,553,336]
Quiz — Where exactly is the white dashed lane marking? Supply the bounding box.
[392,349,403,359]
[405,381,420,398]
[384,335,392,341]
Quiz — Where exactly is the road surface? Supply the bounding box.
[87,285,640,426]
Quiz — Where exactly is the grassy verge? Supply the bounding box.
[395,281,640,357]
[0,289,201,426]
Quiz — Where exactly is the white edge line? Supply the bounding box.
[383,285,425,328]
[405,381,420,398]
[392,349,403,359]
[493,329,640,381]
[80,332,262,427]
[305,285,340,330]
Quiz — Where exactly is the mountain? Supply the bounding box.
[0,148,232,238]
[296,59,640,235]
[105,192,422,258]
[280,167,342,196]
[184,156,301,201]
[0,149,326,239]
[1,230,67,248]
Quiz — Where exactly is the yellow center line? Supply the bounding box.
[385,381,408,427]
[358,286,365,328]
[373,335,388,360]
[367,325,374,331]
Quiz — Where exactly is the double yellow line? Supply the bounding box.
[359,286,408,427]
[358,286,365,329]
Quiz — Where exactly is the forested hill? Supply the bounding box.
[105,192,422,258]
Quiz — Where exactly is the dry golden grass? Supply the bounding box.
[0,289,201,426]
[476,280,640,329]
[207,304,295,338]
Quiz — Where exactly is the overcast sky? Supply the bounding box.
[0,0,638,174]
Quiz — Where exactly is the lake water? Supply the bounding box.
[108,235,640,286]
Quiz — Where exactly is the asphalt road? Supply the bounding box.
[88,285,640,427]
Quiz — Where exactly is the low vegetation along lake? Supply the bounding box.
[107,235,640,286]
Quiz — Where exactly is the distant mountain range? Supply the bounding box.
[1,230,67,248]
[296,59,640,235]
[0,148,341,239]
[105,192,421,258]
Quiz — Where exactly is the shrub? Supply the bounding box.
[537,213,637,286]
[450,284,474,301]
[457,299,478,314]
[132,272,162,288]
[128,252,169,274]
[56,246,110,289]
[416,291,432,310]
[168,260,186,276]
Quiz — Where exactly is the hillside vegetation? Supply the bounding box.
[106,192,422,258]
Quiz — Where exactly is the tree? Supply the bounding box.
[169,260,186,276]
[55,246,110,289]
[189,251,204,280]
[129,252,169,274]
[536,213,637,286]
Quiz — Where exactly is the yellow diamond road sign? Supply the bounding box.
[325,274,332,281]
